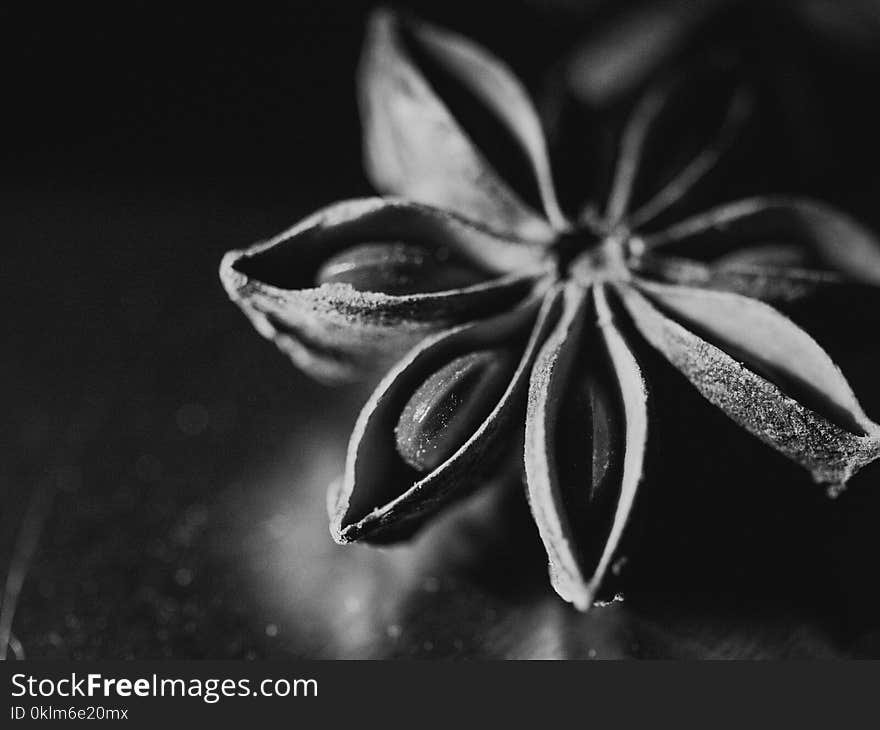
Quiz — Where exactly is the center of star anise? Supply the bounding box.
[552,226,636,285]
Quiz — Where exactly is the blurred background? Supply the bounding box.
[3,0,880,659]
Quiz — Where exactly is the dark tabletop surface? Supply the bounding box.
[3,0,880,660]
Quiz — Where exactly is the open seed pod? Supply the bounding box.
[642,197,880,280]
[220,198,550,382]
[617,281,880,490]
[358,8,568,241]
[329,286,561,544]
[525,284,648,609]
[630,252,847,305]
[602,61,753,231]
[626,196,880,309]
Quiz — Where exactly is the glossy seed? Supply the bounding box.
[715,244,812,270]
[557,368,620,511]
[587,372,618,498]
[316,242,484,295]
[395,348,517,472]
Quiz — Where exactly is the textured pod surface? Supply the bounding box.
[220,198,550,382]
[525,284,648,609]
[358,8,565,240]
[619,284,880,488]
[636,280,878,434]
[329,287,562,544]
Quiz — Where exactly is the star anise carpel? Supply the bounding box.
[220,8,880,610]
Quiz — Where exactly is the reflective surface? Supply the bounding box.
[4,0,880,659]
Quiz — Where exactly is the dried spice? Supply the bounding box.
[220,9,880,609]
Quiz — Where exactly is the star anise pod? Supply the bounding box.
[219,9,880,609]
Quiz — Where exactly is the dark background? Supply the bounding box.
[3,0,880,659]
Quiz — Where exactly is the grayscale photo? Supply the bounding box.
[4,0,880,677]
